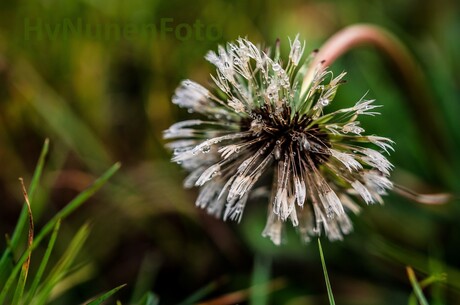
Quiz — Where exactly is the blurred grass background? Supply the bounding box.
[1,0,460,304]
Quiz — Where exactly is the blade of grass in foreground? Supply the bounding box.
[0,163,120,305]
[406,266,429,305]
[408,273,446,305]
[318,238,336,305]
[24,220,61,304]
[0,139,49,275]
[11,179,35,305]
[85,284,127,305]
[32,224,91,305]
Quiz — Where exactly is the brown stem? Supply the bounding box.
[302,24,449,161]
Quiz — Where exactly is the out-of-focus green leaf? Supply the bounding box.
[406,266,429,305]
[318,238,335,305]
[85,284,127,305]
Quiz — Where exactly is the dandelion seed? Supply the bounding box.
[342,122,364,135]
[165,36,394,244]
[289,34,306,66]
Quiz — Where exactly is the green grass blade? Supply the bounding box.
[0,163,120,305]
[0,139,49,275]
[0,246,31,304]
[85,284,127,305]
[318,238,336,305]
[32,224,90,305]
[11,259,30,305]
[11,179,35,305]
[26,138,50,209]
[24,220,61,304]
[406,267,429,305]
[408,273,446,305]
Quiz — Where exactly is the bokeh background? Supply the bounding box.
[1,0,460,304]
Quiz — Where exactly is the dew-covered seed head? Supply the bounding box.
[165,36,394,245]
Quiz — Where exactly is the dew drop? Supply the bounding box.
[326,205,335,219]
[320,98,330,106]
[201,144,211,153]
[302,139,310,151]
[274,146,281,160]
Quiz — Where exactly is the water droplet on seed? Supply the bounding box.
[201,144,211,153]
[320,98,330,106]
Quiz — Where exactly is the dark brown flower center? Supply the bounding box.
[240,109,331,165]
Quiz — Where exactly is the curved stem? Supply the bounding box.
[302,24,449,159]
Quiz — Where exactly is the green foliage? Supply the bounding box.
[318,239,335,305]
[86,284,127,305]
[0,139,49,276]
[0,140,122,304]
[406,267,429,305]
[0,0,459,304]
[407,270,446,305]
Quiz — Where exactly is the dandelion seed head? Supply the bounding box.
[165,36,395,244]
